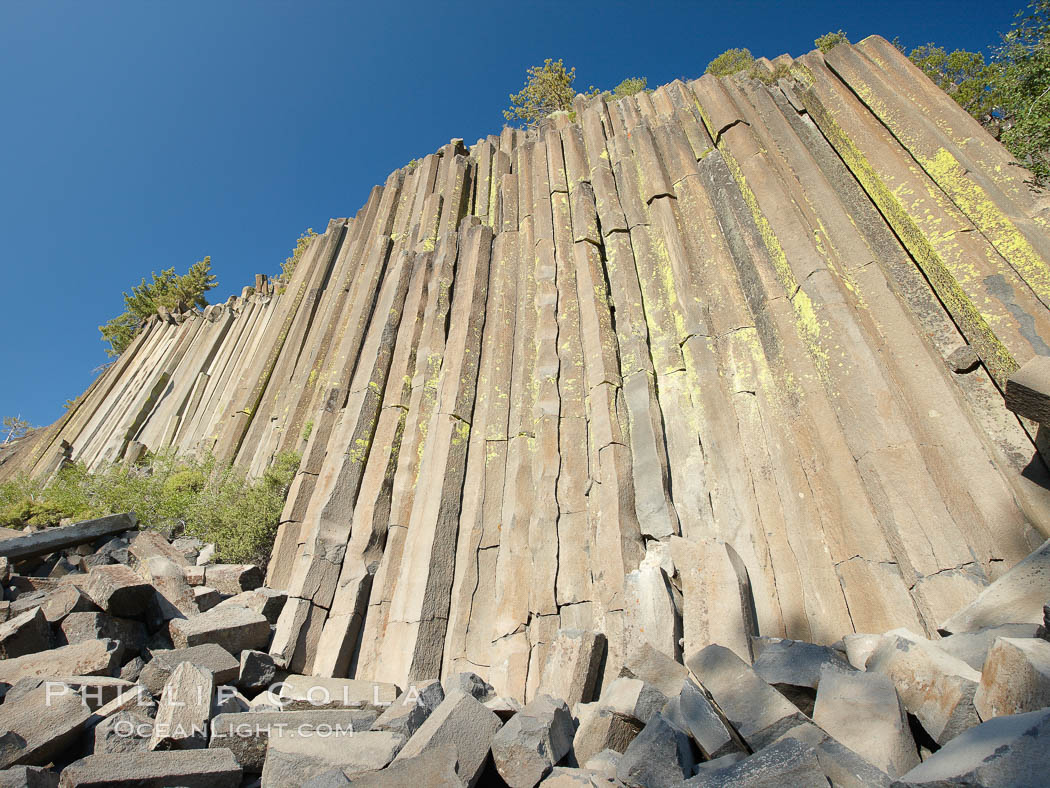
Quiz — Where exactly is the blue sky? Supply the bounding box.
[0,0,1023,427]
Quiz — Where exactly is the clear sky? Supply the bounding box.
[0,0,1024,427]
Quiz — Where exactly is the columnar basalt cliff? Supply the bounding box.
[7,36,1050,705]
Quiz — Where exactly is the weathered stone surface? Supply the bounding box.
[0,608,50,658]
[671,538,756,663]
[678,737,827,787]
[139,644,239,696]
[443,672,495,703]
[237,649,277,693]
[937,623,1041,670]
[661,678,743,760]
[774,722,892,788]
[128,530,191,570]
[0,639,121,685]
[598,677,666,725]
[941,540,1050,633]
[619,642,689,698]
[261,729,403,786]
[210,710,378,772]
[686,645,806,750]
[81,566,153,618]
[491,694,574,787]
[168,605,270,653]
[346,744,464,787]
[752,637,853,715]
[583,749,620,780]
[204,565,263,595]
[0,514,134,563]
[946,344,980,373]
[569,704,640,767]
[149,660,214,750]
[58,749,242,787]
[866,631,980,744]
[0,684,92,768]
[897,707,1050,786]
[215,587,287,624]
[371,680,445,740]
[94,710,154,754]
[812,664,918,777]
[277,675,400,711]
[536,630,605,708]
[615,712,695,787]
[60,612,146,658]
[0,765,58,788]
[393,690,502,788]
[974,636,1050,718]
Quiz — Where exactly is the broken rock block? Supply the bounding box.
[138,644,239,696]
[618,641,688,697]
[661,678,743,760]
[393,690,502,788]
[941,539,1050,633]
[204,564,263,595]
[774,722,892,788]
[569,704,640,767]
[168,604,270,653]
[215,587,286,624]
[812,664,918,778]
[81,565,153,618]
[30,585,97,624]
[536,629,606,708]
[751,637,853,715]
[686,644,807,750]
[60,612,146,658]
[345,744,464,787]
[597,677,666,725]
[0,765,58,788]
[260,729,404,787]
[277,675,400,711]
[491,694,574,787]
[93,710,154,754]
[897,707,1050,786]
[866,631,980,744]
[210,710,378,773]
[678,736,827,788]
[237,649,277,693]
[937,623,1041,671]
[0,684,92,768]
[58,748,242,787]
[671,536,757,663]
[615,712,696,788]
[443,672,495,702]
[192,586,220,612]
[149,661,214,750]
[0,608,50,658]
[0,639,122,685]
[128,530,192,569]
[371,680,445,740]
[974,636,1050,718]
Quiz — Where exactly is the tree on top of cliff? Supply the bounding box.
[99,257,216,357]
[504,59,578,127]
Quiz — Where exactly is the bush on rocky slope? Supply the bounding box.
[0,449,299,565]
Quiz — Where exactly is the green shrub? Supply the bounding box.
[278,229,318,284]
[815,30,850,53]
[302,419,314,441]
[611,77,648,98]
[0,450,300,565]
[706,48,755,77]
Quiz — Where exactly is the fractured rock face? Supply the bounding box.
[865,631,980,744]
[490,694,574,787]
[974,636,1050,718]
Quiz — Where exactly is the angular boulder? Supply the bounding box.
[974,636,1050,718]
[168,605,270,653]
[491,694,574,787]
